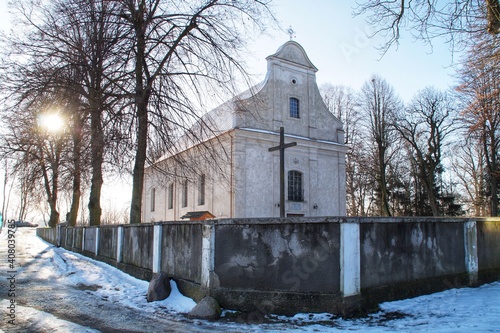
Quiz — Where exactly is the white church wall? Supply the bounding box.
[142,133,233,222]
[233,129,346,218]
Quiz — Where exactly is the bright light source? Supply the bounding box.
[38,113,65,133]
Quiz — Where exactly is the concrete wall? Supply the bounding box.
[122,225,153,270]
[37,217,500,316]
[477,220,500,271]
[360,220,466,289]
[160,223,202,283]
[214,220,340,293]
[99,226,118,260]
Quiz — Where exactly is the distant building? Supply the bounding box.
[142,41,347,221]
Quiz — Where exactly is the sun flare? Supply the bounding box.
[38,113,65,133]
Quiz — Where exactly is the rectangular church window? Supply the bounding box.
[198,174,205,206]
[150,188,156,212]
[182,180,188,208]
[290,97,300,118]
[168,183,174,209]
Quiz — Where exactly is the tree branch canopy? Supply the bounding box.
[355,0,500,53]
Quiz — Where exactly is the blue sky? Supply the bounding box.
[245,1,457,103]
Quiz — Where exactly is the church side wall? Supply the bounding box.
[38,217,500,316]
[142,133,233,222]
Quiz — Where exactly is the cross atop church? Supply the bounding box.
[268,127,297,217]
[287,26,296,40]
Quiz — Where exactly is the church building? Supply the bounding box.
[142,41,347,221]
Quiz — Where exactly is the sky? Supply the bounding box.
[3,227,500,332]
[244,1,457,103]
[0,1,460,222]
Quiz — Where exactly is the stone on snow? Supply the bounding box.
[147,271,171,302]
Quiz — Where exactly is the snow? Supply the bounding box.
[11,228,197,314]
[0,300,99,333]
[2,227,500,332]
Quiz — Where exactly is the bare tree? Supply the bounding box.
[115,0,274,224]
[320,84,370,216]
[358,75,402,216]
[394,87,456,216]
[456,35,500,216]
[451,137,488,216]
[355,0,500,54]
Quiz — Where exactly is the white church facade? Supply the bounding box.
[142,41,347,222]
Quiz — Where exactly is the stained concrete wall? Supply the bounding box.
[477,220,500,272]
[74,228,83,250]
[37,227,57,244]
[214,220,340,293]
[360,220,466,289]
[83,227,97,254]
[122,225,153,270]
[160,223,202,283]
[37,217,500,315]
[99,227,118,260]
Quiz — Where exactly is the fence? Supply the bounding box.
[37,217,500,315]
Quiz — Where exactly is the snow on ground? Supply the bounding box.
[1,227,499,332]
[0,300,99,333]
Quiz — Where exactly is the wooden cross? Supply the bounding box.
[268,127,297,217]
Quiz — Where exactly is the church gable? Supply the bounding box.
[234,41,344,143]
[266,41,318,71]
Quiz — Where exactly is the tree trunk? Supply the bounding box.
[129,101,148,224]
[48,142,61,228]
[378,146,392,216]
[68,114,84,227]
[129,7,148,224]
[88,100,104,226]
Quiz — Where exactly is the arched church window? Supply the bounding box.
[288,170,303,202]
[289,97,300,118]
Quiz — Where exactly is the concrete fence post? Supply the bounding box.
[464,221,478,285]
[116,226,123,263]
[56,224,61,247]
[201,223,215,289]
[152,224,162,273]
[340,221,361,297]
[95,227,100,256]
[82,228,86,251]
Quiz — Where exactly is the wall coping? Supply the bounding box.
[41,216,500,229]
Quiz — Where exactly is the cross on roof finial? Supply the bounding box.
[287,26,295,40]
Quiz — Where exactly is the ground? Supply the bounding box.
[0,226,499,332]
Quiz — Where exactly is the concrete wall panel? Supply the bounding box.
[122,225,153,269]
[83,227,97,254]
[214,221,341,293]
[99,227,118,260]
[360,221,465,289]
[160,223,202,283]
[477,221,500,271]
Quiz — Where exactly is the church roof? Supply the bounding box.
[153,40,338,164]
